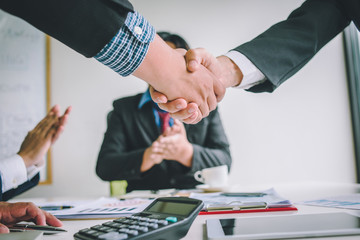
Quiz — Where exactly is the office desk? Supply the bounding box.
[17,182,360,240]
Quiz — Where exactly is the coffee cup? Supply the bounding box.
[194,165,228,187]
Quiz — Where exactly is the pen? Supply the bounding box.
[221,192,267,197]
[39,205,73,211]
[10,224,67,234]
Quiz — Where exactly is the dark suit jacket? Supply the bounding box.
[96,94,231,192]
[0,0,133,57]
[235,0,360,93]
[0,173,39,201]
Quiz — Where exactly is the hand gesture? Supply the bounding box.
[18,105,71,168]
[150,48,243,124]
[157,120,193,167]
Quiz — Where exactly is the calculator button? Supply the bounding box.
[79,228,91,234]
[91,225,105,231]
[148,218,158,223]
[96,226,112,232]
[128,225,138,229]
[127,230,139,236]
[114,219,127,224]
[138,222,150,227]
[97,232,128,240]
[103,221,114,226]
[165,217,178,223]
[139,217,150,221]
[89,231,104,237]
[148,223,159,229]
[138,226,148,232]
[158,220,168,225]
[119,228,130,234]
[102,227,118,233]
[86,230,98,235]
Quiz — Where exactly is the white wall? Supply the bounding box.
[17,0,356,199]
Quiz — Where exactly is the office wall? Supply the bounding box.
[18,0,356,199]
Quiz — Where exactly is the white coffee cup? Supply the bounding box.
[194,165,228,187]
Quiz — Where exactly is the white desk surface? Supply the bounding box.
[14,182,360,240]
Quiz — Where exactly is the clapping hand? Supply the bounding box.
[18,105,71,168]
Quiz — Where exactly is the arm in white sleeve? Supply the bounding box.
[225,50,266,89]
[0,155,40,192]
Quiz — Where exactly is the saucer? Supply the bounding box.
[195,184,230,193]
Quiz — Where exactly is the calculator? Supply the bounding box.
[74,197,204,240]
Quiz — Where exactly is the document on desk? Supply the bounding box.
[39,197,153,219]
[300,194,360,210]
[190,188,293,211]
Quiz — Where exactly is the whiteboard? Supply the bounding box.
[0,10,51,184]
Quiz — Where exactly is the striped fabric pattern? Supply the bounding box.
[94,11,155,76]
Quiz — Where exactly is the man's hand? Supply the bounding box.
[141,136,164,172]
[157,120,193,167]
[18,105,72,168]
[141,120,193,171]
[151,48,243,123]
[0,202,62,233]
[134,35,225,123]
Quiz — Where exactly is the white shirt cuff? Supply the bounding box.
[225,50,266,89]
[0,155,41,192]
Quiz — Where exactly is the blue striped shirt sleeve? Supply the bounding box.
[94,11,156,77]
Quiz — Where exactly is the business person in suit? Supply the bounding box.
[151,0,360,122]
[0,105,70,233]
[96,32,231,192]
[0,0,224,122]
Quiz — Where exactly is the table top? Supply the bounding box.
[15,182,360,240]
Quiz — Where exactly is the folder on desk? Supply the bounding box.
[190,188,298,215]
[199,205,298,215]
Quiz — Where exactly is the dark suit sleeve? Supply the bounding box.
[96,111,145,182]
[190,109,232,172]
[234,0,352,93]
[0,173,39,201]
[0,0,133,57]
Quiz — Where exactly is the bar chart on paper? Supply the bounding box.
[300,194,360,210]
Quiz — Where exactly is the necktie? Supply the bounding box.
[158,111,170,133]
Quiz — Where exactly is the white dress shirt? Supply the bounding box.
[225,50,266,89]
[0,155,41,193]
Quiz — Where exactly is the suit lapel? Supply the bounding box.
[134,103,159,144]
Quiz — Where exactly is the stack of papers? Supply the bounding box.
[190,188,293,211]
[38,197,153,219]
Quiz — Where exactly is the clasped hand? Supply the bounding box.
[141,120,193,172]
[150,48,242,124]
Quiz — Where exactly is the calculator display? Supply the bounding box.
[146,200,197,217]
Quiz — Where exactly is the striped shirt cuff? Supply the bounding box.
[94,11,156,76]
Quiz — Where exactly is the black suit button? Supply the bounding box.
[170,178,176,185]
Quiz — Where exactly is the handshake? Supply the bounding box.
[134,36,244,124]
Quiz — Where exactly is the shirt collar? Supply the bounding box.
[138,89,166,112]
[138,89,152,109]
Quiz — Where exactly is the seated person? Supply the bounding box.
[96,32,231,192]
